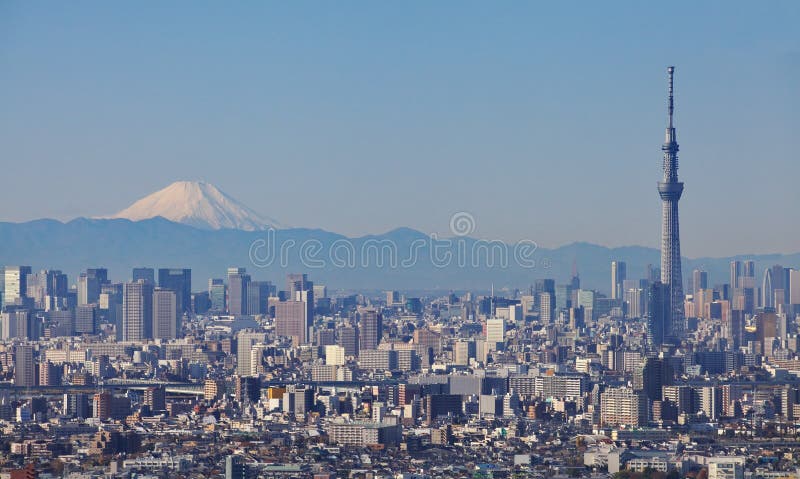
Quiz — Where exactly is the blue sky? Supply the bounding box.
[0,1,797,257]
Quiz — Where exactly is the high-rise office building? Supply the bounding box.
[771,264,788,306]
[313,284,327,300]
[122,280,154,341]
[275,274,314,344]
[246,280,270,315]
[78,268,108,306]
[157,268,191,313]
[358,308,383,351]
[762,267,774,309]
[386,290,400,306]
[486,318,505,346]
[646,264,661,284]
[100,284,123,333]
[286,273,311,299]
[227,268,250,316]
[730,261,741,289]
[789,269,800,306]
[132,267,155,284]
[275,295,311,344]
[646,281,671,349]
[657,67,685,337]
[2,310,36,340]
[577,290,595,322]
[208,278,226,311]
[152,288,178,340]
[692,269,708,297]
[14,344,35,387]
[75,304,97,335]
[4,266,32,306]
[634,357,673,402]
[611,261,627,300]
[236,330,266,377]
[555,284,571,310]
[338,325,359,357]
[26,269,67,309]
[625,287,645,319]
[538,292,553,323]
[743,260,755,279]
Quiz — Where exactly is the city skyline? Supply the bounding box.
[1,2,798,256]
[3,3,800,477]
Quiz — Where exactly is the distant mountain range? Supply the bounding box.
[0,218,797,293]
[1,181,797,292]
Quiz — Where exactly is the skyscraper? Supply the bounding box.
[790,269,800,307]
[227,268,250,316]
[275,294,311,344]
[122,280,153,341]
[75,304,97,335]
[771,264,788,307]
[730,261,741,289]
[762,268,774,309]
[657,66,684,340]
[646,281,670,349]
[132,267,155,284]
[14,344,35,387]
[611,261,626,300]
[246,280,270,315]
[4,266,32,306]
[208,278,226,311]
[236,330,266,377]
[152,288,178,340]
[26,269,66,309]
[275,274,314,344]
[78,268,108,306]
[157,268,191,313]
[538,291,553,323]
[692,269,708,297]
[358,308,383,351]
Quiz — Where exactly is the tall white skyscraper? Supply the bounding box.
[236,330,266,377]
[4,266,32,306]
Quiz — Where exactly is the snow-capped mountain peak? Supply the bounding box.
[103,181,281,231]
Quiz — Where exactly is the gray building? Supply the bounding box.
[14,344,35,387]
[227,268,250,316]
[153,288,178,340]
[122,280,153,341]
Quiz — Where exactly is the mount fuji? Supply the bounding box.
[102,181,282,231]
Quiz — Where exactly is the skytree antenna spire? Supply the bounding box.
[668,66,674,128]
[657,65,685,342]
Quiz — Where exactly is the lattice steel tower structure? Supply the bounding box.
[657,66,684,339]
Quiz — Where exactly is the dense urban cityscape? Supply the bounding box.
[2,1,798,478]
[2,254,800,479]
[0,69,797,479]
